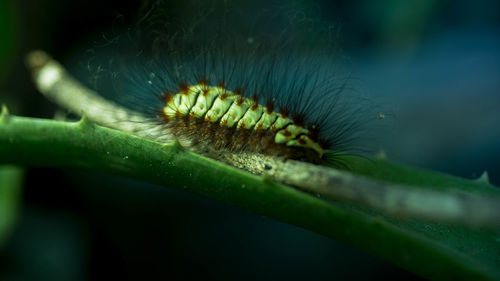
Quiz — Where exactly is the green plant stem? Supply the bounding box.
[1,112,500,280]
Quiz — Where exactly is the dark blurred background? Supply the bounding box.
[0,0,499,280]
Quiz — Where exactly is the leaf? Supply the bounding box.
[1,113,499,280]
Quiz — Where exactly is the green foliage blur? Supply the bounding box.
[0,1,16,82]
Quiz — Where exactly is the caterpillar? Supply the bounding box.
[32,0,383,172]
[75,0,381,170]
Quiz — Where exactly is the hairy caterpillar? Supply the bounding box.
[71,0,382,170]
[26,0,384,175]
